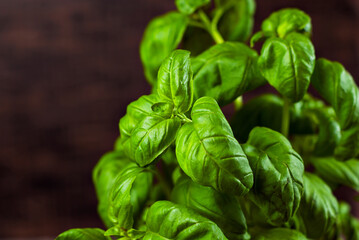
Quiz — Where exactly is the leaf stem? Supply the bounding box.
[188,19,206,30]
[281,97,290,138]
[198,10,224,44]
[177,113,192,123]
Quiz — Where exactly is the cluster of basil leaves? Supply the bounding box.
[56,0,359,240]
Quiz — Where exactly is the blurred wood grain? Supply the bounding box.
[0,0,357,237]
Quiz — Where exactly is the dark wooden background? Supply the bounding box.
[0,0,358,237]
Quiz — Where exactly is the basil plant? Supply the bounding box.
[56,1,359,239]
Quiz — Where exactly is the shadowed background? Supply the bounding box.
[0,0,358,237]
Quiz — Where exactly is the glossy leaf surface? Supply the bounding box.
[311,157,359,191]
[157,50,193,114]
[218,0,255,42]
[175,0,210,14]
[311,58,359,159]
[109,167,153,230]
[192,42,265,106]
[140,12,188,85]
[56,228,110,240]
[92,150,137,228]
[243,127,304,225]
[258,33,315,102]
[296,172,338,238]
[253,228,307,240]
[176,97,253,196]
[261,8,311,38]
[144,201,228,239]
[172,176,249,239]
[130,115,181,166]
[119,94,160,157]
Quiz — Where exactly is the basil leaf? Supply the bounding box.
[176,97,253,196]
[310,157,359,191]
[130,115,181,166]
[119,94,159,157]
[243,127,304,225]
[192,42,265,106]
[140,12,188,85]
[175,0,211,15]
[182,26,214,56]
[92,150,137,228]
[144,201,228,239]
[231,94,322,143]
[262,8,311,38]
[296,172,338,238]
[253,228,307,240]
[151,102,174,118]
[56,228,110,240]
[157,50,193,114]
[172,176,250,239]
[108,167,152,230]
[258,33,315,102]
[311,58,359,159]
[217,0,255,42]
[337,202,359,240]
[335,126,359,160]
[311,108,341,156]
[231,94,283,142]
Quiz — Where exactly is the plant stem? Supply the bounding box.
[188,19,206,30]
[198,10,224,44]
[281,97,290,138]
[177,113,192,123]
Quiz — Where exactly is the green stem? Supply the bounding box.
[198,10,224,44]
[188,19,206,30]
[177,113,192,123]
[281,97,290,138]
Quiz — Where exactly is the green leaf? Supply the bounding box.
[157,50,193,114]
[109,167,153,230]
[151,102,174,118]
[311,58,359,159]
[243,127,304,226]
[261,8,311,38]
[175,0,210,15]
[92,150,137,228]
[56,228,111,240]
[172,176,250,240]
[130,115,181,166]
[119,94,160,157]
[176,97,253,196]
[310,157,359,191]
[192,42,265,106]
[231,94,324,143]
[311,108,341,156]
[140,12,188,85]
[144,201,228,239]
[296,172,338,238]
[217,0,256,42]
[337,202,359,240]
[231,94,283,142]
[258,33,315,102]
[105,226,145,239]
[182,26,214,56]
[252,228,307,240]
[289,96,341,157]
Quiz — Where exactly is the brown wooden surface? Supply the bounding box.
[0,0,358,237]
